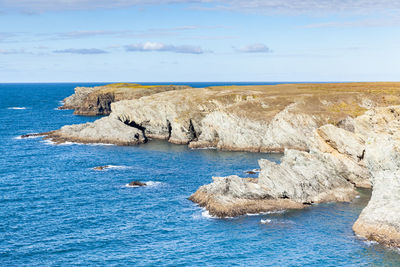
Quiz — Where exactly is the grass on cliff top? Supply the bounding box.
[97,83,174,94]
[199,82,400,123]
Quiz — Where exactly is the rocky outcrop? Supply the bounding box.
[353,135,400,247]
[60,86,98,111]
[127,181,146,187]
[52,82,400,151]
[351,106,400,247]
[189,125,366,217]
[44,115,146,145]
[59,83,191,115]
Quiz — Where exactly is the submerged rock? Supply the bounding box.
[93,165,111,171]
[128,181,146,187]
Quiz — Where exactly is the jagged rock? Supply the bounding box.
[189,175,304,217]
[351,107,400,247]
[314,124,370,188]
[44,116,146,145]
[190,147,358,218]
[59,86,98,110]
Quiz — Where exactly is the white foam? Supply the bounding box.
[201,209,217,219]
[107,165,129,169]
[363,240,378,246]
[355,195,361,199]
[260,219,272,224]
[190,147,217,150]
[8,107,27,110]
[144,181,162,187]
[246,210,285,216]
[125,184,141,188]
[87,143,115,146]
[93,165,129,171]
[14,134,42,140]
[41,139,56,145]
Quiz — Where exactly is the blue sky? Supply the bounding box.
[0,0,400,82]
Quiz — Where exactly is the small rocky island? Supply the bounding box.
[37,82,400,248]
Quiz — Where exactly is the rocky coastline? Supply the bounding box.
[33,82,400,248]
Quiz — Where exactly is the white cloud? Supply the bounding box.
[236,43,271,53]
[0,48,28,54]
[125,42,208,54]
[53,48,108,54]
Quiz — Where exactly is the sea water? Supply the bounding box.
[1,83,400,266]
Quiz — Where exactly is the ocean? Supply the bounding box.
[1,83,400,266]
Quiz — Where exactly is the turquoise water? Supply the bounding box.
[1,83,400,266]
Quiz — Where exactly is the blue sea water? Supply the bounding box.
[1,82,400,266]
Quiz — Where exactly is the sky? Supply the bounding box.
[0,0,400,82]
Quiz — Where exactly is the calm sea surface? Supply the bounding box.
[1,83,400,266]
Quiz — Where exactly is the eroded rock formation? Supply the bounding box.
[189,123,367,217]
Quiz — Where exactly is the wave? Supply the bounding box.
[260,219,272,224]
[41,140,114,146]
[201,209,218,219]
[14,133,42,140]
[247,210,286,216]
[93,165,130,171]
[363,240,378,246]
[8,107,27,110]
[190,147,217,150]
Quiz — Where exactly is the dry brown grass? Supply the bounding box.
[177,82,400,123]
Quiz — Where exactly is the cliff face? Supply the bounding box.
[190,105,400,248]
[352,107,400,247]
[53,82,400,151]
[59,83,191,116]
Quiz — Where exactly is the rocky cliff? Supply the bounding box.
[50,83,400,151]
[59,83,191,115]
[41,82,400,248]
[352,107,400,247]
